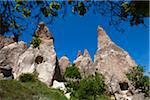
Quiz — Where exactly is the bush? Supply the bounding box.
[31,36,41,48]
[19,73,36,82]
[65,73,107,99]
[64,64,81,79]
[126,66,150,96]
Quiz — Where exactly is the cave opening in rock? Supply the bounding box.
[0,68,14,79]
[35,56,43,64]
[119,82,129,90]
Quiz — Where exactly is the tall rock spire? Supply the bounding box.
[35,22,52,39]
[35,22,54,46]
[94,26,137,97]
[83,49,90,57]
[97,26,111,49]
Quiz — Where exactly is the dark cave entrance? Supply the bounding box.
[119,82,129,90]
[0,67,14,79]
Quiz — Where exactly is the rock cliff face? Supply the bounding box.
[94,26,136,85]
[0,22,57,86]
[0,41,27,79]
[15,22,56,86]
[93,26,137,99]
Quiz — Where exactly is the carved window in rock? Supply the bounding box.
[0,68,13,77]
[35,56,43,64]
[119,82,129,90]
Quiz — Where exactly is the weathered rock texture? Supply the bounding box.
[0,22,57,86]
[59,56,70,76]
[0,36,15,49]
[0,41,27,79]
[74,49,94,76]
[93,26,137,99]
[0,24,143,99]
[15,22,56,85]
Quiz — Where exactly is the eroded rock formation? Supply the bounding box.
[0,24,144,100]
[93,26,137,100]
[59,56,70,77]
[0,22,56,86]
[74,49,94,76]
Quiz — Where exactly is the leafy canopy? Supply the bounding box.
[64,64,81,79]
[126,66,150,97]
[65,73,107,100]
[0,1,149,40]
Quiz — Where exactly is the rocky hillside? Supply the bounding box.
[0,22,146,100]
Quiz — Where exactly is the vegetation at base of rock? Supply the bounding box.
[126,66,150,97]
[0,80,67,100]
[19,73,36,82]
[65,73,108,100]
[64,64,81,79]
[31,36,41,48]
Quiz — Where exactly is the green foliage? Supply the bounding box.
[65,81,79,95]
[65,73,107,100]
[64,64,81,79]
[126,66,150,96]
[0,80,67,100]
[31,36,41,48]
[19,73,36,82]
[50,2,61,10]
[1,1,149,37]
[121,1,149,26]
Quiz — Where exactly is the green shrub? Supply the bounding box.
[64,64,81,79]
[126,66,150,96]
[31,36,41,48]
[66,73,107,99]
[19,73,36,82]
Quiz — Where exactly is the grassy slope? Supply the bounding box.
[0,80,67,100]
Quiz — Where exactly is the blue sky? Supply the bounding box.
[51,14,149,70]
[14,2,149,71]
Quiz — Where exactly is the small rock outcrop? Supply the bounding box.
[59,56,70,77]
[0,36,15,49]
[74,49,94,76]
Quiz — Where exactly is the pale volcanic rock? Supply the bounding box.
[0,41,27,79]
[0,36,15,49]
[74,49,94,76]
[59,56,70,76]
[77,50,82,57]
[14,22,57,86]
[94,26,137,97]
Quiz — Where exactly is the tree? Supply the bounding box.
[64,64,81,79]
[65,73,107,99]
[126,66,150,97]
[0,1,149,40]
